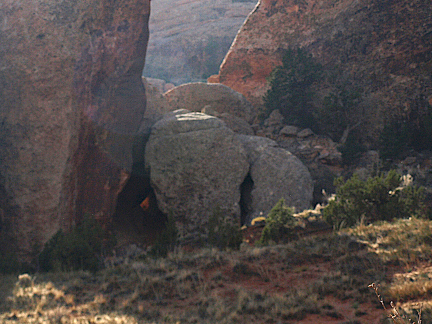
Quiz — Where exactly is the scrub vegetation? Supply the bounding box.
[1,170,431,323]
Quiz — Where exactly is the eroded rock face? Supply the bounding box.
[216,0,432,115]
[0,0,150,259]
[145,111,249,242]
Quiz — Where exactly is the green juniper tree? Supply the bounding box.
[263,48,323,130]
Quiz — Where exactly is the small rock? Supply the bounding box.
[280,125,299,136]
[297,128,315,138]
[264,109,284,127]
[402,156,417,165]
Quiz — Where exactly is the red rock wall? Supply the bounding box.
[0,0,150,260]
[216,0,432,117]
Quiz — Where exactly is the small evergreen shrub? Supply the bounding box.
[315,86,364,143]
[39,214,116,272]
[322,170,428,228]
[337,133,367,165]
[258,199,297,245]
[208,208,243,250]
[149,213,178,258]
[262,48,323,129]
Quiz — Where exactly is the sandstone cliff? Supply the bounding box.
[215,0,432,120]
[143,0,257,84]
[0,0,150,260]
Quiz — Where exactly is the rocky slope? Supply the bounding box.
[143,0,257,84]
[0,0,150,260]
[214,0,432,124]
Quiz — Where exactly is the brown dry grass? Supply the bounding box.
[0,217,431,323]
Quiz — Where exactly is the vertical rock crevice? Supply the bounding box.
[239,172,254,226]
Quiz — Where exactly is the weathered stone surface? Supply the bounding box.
[164,82,255,123]
[201,106,254,135]
[216,0,432,120]
[236,135,313,224]
[145,111,249,242]
[0,0,150,259]
[143,0,257,84]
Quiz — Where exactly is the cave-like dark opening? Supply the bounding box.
[239,172,254,226]
[113,167,166,246]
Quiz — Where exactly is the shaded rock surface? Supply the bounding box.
[0,0,150,259]
[143,0,257,84]
[237,135,313,224]
[140,78,170,135]
[145,111,249,242]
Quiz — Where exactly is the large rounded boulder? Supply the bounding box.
[145,110,249,242]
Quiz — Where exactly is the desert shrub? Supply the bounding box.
[208,208,243,250]
[39,214,116,272]
[262,48,369,148]
[337,132,367,165]
[322,170,428,228]
[258,199,297,245]
[149,213,178,258]
[379,94,432,160]
[262,48,323,129]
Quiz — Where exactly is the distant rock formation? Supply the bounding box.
[143,0,257,84]
[215,0,432,119]
[0,0,150,260]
